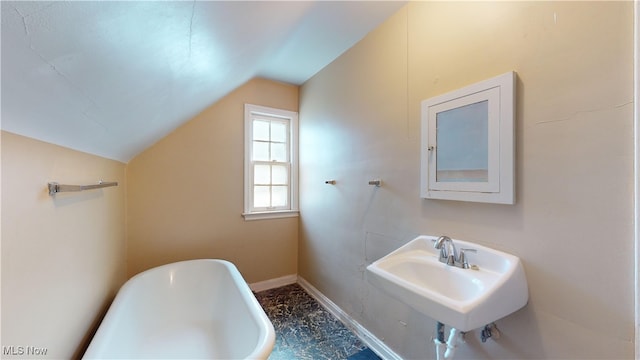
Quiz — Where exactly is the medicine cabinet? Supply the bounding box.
[420,72,515,204]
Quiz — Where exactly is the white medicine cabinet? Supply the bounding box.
[420,72,516,204]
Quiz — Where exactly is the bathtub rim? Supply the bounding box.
[83,259,276,360]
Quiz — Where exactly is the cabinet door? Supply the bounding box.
[420,72,515,204]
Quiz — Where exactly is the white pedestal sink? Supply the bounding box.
[366,235,528,332]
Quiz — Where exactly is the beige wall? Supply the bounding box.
[127,78,299,282]
[299,2,634,359]
[1,131,126,359]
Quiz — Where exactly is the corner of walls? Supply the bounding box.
[634,1,639,358]
[125,77,299,284]
[123,160,130,288]
[0,129,3,348]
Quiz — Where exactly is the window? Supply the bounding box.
[243,104,299,220]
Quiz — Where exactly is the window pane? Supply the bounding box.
[254,165,271,184]
[271,143,287,162]
[272,186,288,207]
[272,165,288,185]
[254,186,270,208]
[253,120,270,141]
[271,121,287,142]
[253,141,269,161]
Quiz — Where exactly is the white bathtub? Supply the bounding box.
[83,259,275,359]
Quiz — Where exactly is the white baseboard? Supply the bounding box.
[297,276,402,360]
[249,274,298,292]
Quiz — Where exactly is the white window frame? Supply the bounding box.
[243,104,299,220]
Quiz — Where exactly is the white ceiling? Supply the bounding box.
[1,1,404,162]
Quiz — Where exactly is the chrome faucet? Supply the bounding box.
[434,235,457,265]
[433,235,476,269]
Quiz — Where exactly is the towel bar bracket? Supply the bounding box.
[48,181,118,196]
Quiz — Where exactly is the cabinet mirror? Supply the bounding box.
[421,72,515,204]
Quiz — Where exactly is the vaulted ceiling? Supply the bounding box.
[1,1,404,162]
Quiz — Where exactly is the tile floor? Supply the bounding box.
[254,284,380,360]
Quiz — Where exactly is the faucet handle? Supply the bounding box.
[458,248,477,269]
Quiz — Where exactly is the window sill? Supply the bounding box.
[242,210,299,221]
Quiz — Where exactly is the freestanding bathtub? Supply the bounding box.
[83,259,275,359]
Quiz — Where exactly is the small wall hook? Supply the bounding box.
[368,179,382,187]
[325,180,336,185]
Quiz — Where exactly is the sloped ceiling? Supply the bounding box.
[1,1,405,162]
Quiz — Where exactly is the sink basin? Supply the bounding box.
[366,235,528,331]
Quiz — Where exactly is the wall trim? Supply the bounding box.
[297,276,402,360]
[249,274,298,292]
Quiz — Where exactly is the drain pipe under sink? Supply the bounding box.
[434,322,463,360]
